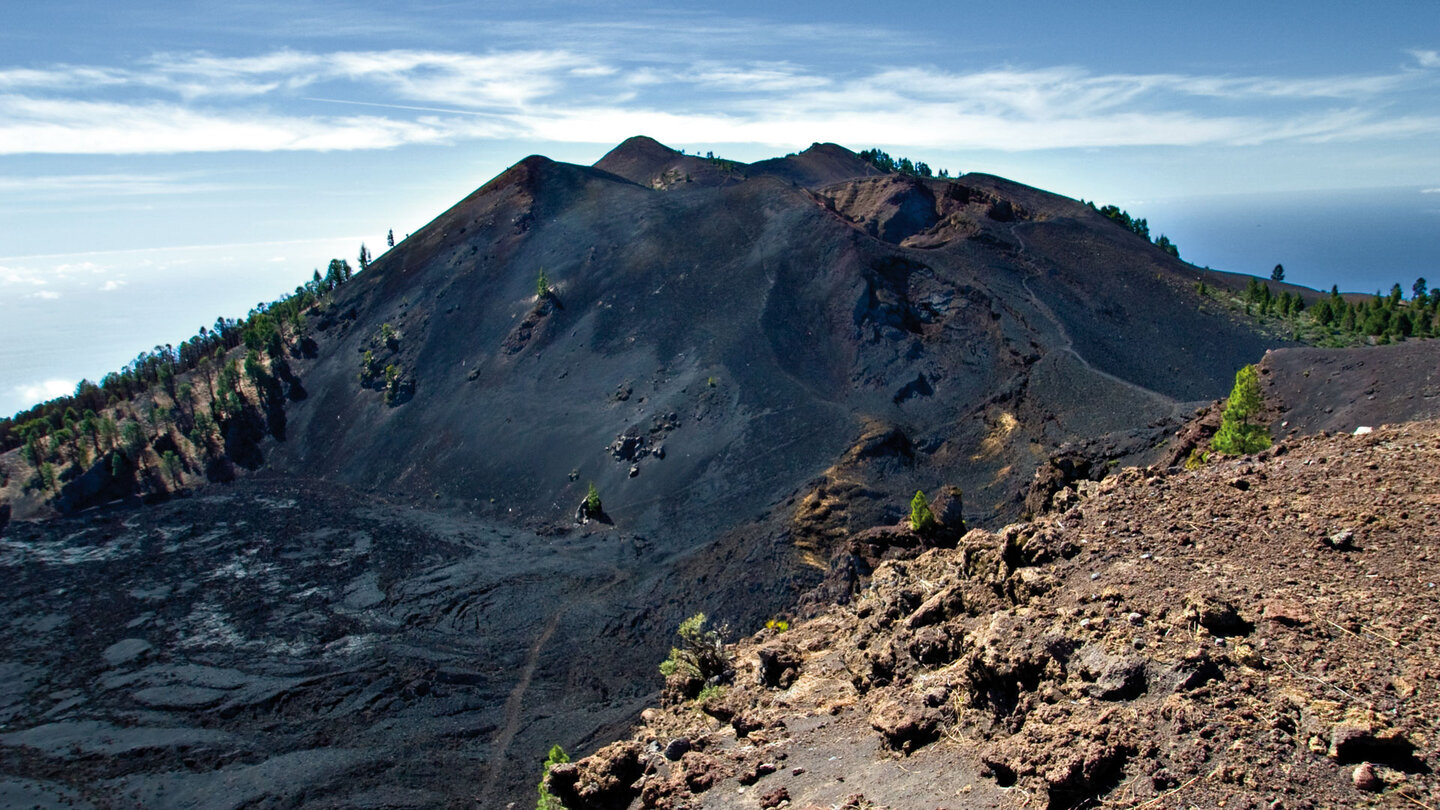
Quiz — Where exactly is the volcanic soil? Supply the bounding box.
[551,421,1440,810]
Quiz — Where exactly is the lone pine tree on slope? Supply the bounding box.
[1211,364,1271,455]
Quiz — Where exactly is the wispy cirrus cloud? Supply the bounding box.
[1411,50,1440,68]
[0,172,236,196]
[0,46,1435,156]
[0,94,513,154]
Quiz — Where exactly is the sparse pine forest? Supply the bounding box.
[0,249,371,504]
[1082,198,1437,346]
[1197,276,1440,347]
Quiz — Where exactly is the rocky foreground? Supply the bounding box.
[549,422,1440,810]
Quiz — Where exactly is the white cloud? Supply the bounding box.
[1422,187,1440,194]
[0,47,1434,156]
[14,379,75,404]
[684,63,832,93]
[1411,50,1440,68]
[0,263,47,286]
[0,95,513,155]
[100,280,125,291]
[28,290,61,300]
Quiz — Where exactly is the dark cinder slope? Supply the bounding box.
[271,138,1286,550]
[1260,340,1440,434]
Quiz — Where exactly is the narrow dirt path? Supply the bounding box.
[480,607,564,798]
[478,567,633,798]
[1008,222,1186,418]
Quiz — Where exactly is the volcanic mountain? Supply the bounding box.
[272,136,1281,537]
[1,138,1315,807]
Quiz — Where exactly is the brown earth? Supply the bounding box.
[553,421,1440,810]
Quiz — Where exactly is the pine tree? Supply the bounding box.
[909,490,936,533]
[1211,365,1270,455]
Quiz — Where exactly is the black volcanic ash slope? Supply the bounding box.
[273,137,1284,542]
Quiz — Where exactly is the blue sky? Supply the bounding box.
[2,1,1439,416]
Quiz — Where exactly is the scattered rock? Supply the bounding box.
[738,761,778,786]
[679,751,722,793]
[868,698,940,753]
[1329,724,1417,767]
[928,485,966,537]
[663,737,691,761]
[1183,593,1251,636]
[1261,599,1309,626]
[546,740,644,810]
[661,673,703,706]
[757,644,802,689]
[1352,762,1382,792]
[904,584,964,630]
[102,638,153,666]
[1074,646,1147,700]
[759,786,790,808]
[1325,528,1355,550]
[731,712,764,738]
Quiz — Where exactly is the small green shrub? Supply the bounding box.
[378,323,399,350]
[695,684,726,703]
[536,268,551,299]
[659,613,729,681]
[909,489,936,533]
[383,364,402,404]
[1184,448,1209,470]
[765,618,789,633]
[359,349,377,383]
[161,450,183,485]
[536,744,569,810]
[585,482,602,514]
